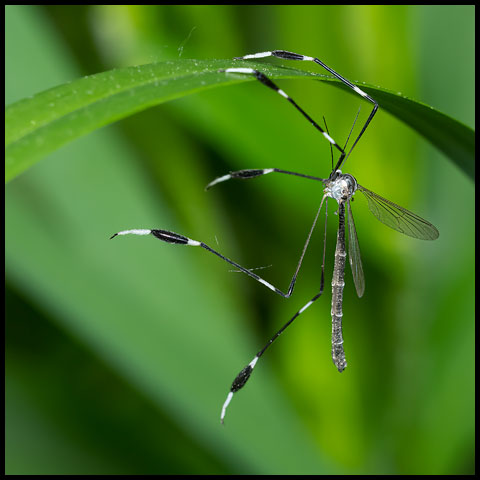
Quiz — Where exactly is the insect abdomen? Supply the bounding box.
[331,202,348,372]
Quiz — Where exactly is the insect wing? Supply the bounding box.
[347,199,365,298]
[357,185,439,240]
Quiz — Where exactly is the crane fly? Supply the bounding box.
[110,50,439,423]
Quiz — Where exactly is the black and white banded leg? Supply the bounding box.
[110,195,325,300]
[221,66,346,168]
[225,50,378,171]
[220,290,324,424]
[221,196,330,424]
[205,167,326,190]
[205,114,356,191]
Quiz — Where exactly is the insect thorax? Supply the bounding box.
[325,170,357,203]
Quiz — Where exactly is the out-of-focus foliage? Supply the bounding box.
[5,5,474,475]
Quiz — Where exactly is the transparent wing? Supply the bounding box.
[347,198,365,298]
[357,185,439,240]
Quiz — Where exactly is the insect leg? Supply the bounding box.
[205,168,326,190]
[233,50,379,169]
[111,195,325,300]
[220,197,330,423]
[221,66,346,162]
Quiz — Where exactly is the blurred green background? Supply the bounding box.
[5,5,474,475]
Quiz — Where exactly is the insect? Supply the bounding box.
[111,51,439,423]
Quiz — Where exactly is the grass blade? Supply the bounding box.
[5,58,474,182]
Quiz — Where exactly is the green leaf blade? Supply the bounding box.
[330,82,475,177]
[5,58,474,182]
